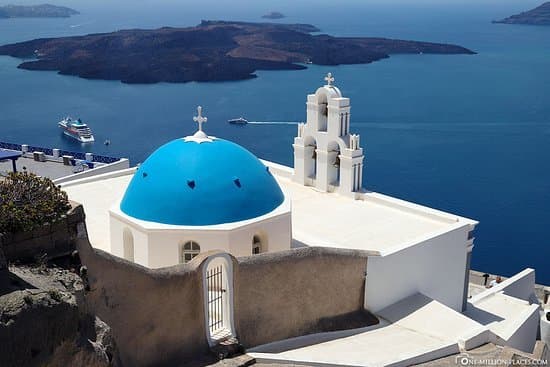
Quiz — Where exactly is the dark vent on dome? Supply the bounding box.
[142,172,148,178]
[187,180,196,189]
[233,177,242,188]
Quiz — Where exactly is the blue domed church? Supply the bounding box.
[109,107,291,268]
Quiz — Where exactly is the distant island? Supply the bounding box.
[493,2,550,25]
[0,4,78,18]
[0,20,475,84]
[262,11,285,19]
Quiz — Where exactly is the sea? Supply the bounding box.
[1,0,549,283]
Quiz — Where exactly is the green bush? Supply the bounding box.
[0,172,71,234]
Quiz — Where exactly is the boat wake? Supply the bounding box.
[70,21,95,28]
[247,121,299,125]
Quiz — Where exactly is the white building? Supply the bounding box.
[63,75,478,310]
[61,74,544,365]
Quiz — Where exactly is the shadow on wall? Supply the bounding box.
[235,248,377,347]
[75,223,377,367]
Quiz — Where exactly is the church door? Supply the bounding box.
[203,254,235,346]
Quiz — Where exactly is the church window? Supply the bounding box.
[252,235,262,254]
[318,102,328,131]
[181,241,200,263]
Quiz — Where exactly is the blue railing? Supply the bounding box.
[0,141,121,164]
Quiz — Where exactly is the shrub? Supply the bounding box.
[0,172,71,234]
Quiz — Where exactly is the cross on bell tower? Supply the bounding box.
[324,72,335,86]
[193,106,207,132]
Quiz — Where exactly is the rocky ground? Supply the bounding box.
[0,255,119,367]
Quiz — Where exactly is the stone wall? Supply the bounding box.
[235,247,371,347]
[76,224,209,367]
[76,222,374,366]
[0,203,84,263]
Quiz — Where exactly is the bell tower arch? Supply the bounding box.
[293,73,365,198]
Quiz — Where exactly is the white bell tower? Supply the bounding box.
[292,73,365,198]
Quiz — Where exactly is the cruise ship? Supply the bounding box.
[58,117,95,143]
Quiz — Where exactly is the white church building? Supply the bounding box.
[109,105,292,267]
[62,74,546,366]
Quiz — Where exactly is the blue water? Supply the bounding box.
[1,0,549,283]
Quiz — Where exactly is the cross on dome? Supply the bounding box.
[184,105,214,143]
[193,106,207,132]
[324,72,335,86]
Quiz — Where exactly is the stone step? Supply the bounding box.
[211,339,245,360]
[208,354,256,367]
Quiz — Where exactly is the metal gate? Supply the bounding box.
[207,264,225,336]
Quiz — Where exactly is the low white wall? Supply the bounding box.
[365,225,470,313]
[470,268,537,305]
[54,158,130,184]
[60,166,137,188]
[503,305,540,353]
[499,269,536,302]
[262,159,294,180]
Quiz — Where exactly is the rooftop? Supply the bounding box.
[63,174,131,251]
[61,160,476,255]
[266,161,476,256]
[0,142,128,183]
[0,155,77,180]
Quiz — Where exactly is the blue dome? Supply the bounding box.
[120,138,285,226]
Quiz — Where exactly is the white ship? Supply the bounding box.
[58,117,95,143]
[228,117,248,125]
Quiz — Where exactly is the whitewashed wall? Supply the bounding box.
[54,158,130,184]
[110,211,291,269]
[365,225,471,313]
[110,217,149,266]
[502,305,540,353]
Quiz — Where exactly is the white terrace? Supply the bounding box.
[61,161,475,257]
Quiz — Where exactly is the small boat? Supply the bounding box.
[58,117,95,143]
[104,139,111,146]
[228,117,248,125]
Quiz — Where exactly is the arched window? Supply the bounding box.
[316,92,329,132]
[123,228,134,262]
[327,142,341,186]
[181,241,200,263]
[304,136,317,180]
[252,235,262,254]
